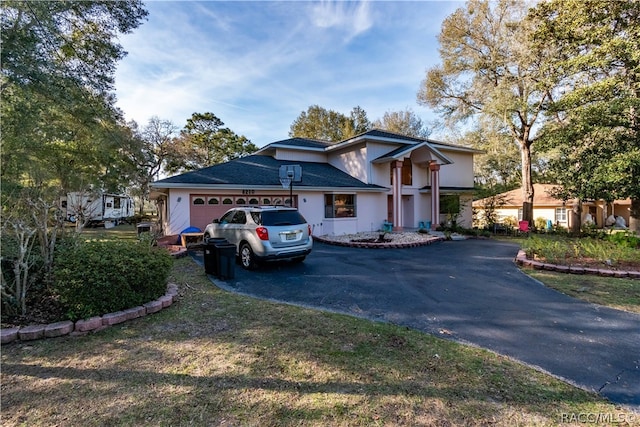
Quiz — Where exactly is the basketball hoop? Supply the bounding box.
[279,165,301,207]
[279,177,291,189]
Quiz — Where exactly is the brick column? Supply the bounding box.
[393,160,403,230]
[430,161,440,230]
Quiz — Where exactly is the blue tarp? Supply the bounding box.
[180,226,202,234]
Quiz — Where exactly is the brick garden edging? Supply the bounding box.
[0,282,180,345]
[313,234,445,249]
[514,250,640,280]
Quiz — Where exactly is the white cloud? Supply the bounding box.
[309,0,373,40]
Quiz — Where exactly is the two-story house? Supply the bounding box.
[150,129,482,237]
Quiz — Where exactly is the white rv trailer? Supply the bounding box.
[61,192,134,225]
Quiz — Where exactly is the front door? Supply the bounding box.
[387,195,394,224]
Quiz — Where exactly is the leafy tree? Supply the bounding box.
[1,1,147,96]
[418,0,561,225]
[289,105,372,142]
[531,0,640,232]
[344,105,371,137]
[1,0,147,192]
[372,108,430,138]
[166,112,258,173]
[0,0,147,316]
[289,105,351,142]
[459,120,521,188]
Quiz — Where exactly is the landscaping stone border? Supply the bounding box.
[514,250,640,280]
[0,283,180,345]
[313,234,445,249]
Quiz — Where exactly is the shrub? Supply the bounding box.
[607,231,640,249]
[522,234,639,267]
[502,216,518,228]
[53,239,173,321]
[534,217,548,231]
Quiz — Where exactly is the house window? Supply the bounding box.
[114,198,121,209]
[208,197,219,205]
[236,198,246,205]
[249,198,259,205]
[402,159,412,185]
[222,198,233,205]
[325,194,356,218]
[518,208,523,221]
[555,207,567,223]
[439,195,460,215]
[193,197,205,205]
[263,198,271,205]
[389,159,413,185]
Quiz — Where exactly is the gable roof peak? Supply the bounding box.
[349,128,427,143]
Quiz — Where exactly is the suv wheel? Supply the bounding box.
[240,242,258,270]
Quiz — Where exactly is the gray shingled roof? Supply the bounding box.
[265,137,333,149]
[358,129,427,143]
[153,155,385,190]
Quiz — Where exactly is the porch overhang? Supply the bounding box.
[371,141,454,165]
[419,186,475,194]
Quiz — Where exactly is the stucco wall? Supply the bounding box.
[439,151,474,187]
[275,148,327,163]
[296,191,324,235]
[317,192,386,236]
[475,206,567,227]
[328,146,368,182]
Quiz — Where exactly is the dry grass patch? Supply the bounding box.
[1,257,636,426]
[525,270,640,314]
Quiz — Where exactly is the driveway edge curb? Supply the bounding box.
[515,250,640,279]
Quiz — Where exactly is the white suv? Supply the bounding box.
[203,206,313,270]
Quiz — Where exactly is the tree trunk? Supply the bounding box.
[569,201,582,234]
[630,198,640,234]
[520,142,534,225]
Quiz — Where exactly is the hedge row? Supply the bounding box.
[53,240,173,321]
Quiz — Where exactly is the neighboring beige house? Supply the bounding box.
[473,183,632,229]
[151,130,482,237]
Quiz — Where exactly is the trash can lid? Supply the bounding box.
[180,226,202,234]
[214,243,236,248]
[206,238,228,246]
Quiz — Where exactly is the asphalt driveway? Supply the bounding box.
[191,239,640,407]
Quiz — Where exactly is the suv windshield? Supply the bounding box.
[256,210,306,226]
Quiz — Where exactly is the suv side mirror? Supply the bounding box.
[213,219,220,224]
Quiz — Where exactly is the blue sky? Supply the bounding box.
[114,1,464,147]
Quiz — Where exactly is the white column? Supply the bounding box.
[430,161,440,230]
[393,160,403,230]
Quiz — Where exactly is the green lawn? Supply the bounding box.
[501,233,640,314]
[2,253,636,426]
[77,223,140,241]
[524,269,640,314]
[2,227,637,425]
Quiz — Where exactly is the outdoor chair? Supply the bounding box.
[517,220,531,235]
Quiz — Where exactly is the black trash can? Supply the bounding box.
[204,238,227,275]
[215,243,237,280]
[136,222,153,235]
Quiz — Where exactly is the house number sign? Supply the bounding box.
[241,189,255,195]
